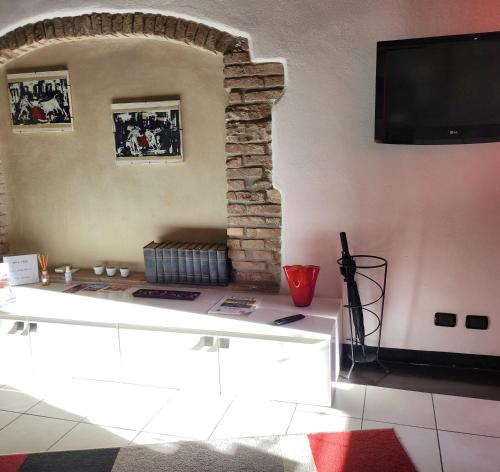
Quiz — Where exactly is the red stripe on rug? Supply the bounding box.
[308,429,417,472]
[0,454,28,472]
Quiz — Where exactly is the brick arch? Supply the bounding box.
[0,12,284,288]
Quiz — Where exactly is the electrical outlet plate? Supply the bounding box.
[435,312,457,327]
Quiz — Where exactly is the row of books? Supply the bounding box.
[143,241,229,286]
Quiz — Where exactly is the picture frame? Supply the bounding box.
[6,70,74,133]
[111,100,183,164]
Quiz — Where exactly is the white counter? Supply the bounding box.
[2,284,340,341]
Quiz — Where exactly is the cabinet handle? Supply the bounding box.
[8,321,24,334]
[202,336,215,347]
[218,338,230,349]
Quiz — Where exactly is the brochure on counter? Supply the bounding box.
[208,295,259,315]
[63,283,129,294]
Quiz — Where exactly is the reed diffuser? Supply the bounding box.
[38,253,49,286]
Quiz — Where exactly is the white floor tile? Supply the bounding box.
[434,393,500,437]
[439,430,500,472]
[363,420,441,472]
[332,382,366,418]
[0,414,76,454]
[0,388,42,413]
[363,386,436,428]
[25,401,85,422]
[287,403,362,434]
[211,397,296,439]
[131,431,188,445]
[144,391,232,440]
[0,410,20,430]
[49,422,137,451]
[23,378,88,422]
[74,380,176,430]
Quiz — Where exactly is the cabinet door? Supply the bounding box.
[0,319,32,382]
[218,336,332,406]
[119,328,219,392]
[30,322,121,381]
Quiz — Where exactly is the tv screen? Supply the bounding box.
[375,31,500,144]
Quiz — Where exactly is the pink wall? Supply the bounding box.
[1,0,500,355]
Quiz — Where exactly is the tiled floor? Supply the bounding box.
[0,376,500,471]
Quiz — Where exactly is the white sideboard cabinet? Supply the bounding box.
[0,319,31,378]
[119,327,220,391]
[29,321,121,381]
[0,285,340,406]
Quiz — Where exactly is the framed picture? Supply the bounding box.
[112,100,183,164]
[7,70,73,132]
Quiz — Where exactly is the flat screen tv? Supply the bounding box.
[375,31,500,144]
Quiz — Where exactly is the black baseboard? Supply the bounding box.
[341,344,500,371]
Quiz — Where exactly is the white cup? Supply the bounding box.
[120,267,130,278]
[93,265,104,276]
[106,266,116,277]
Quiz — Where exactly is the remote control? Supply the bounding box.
[273,314,305,326]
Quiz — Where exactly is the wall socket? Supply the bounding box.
[465,315,488,330]
[434,312,457,327]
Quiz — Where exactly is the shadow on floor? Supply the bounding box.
[340,357,500,401]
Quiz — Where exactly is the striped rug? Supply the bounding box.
[0,429,416,472]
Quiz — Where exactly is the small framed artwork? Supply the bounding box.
[6,70,73,133]
[112,100,183,164]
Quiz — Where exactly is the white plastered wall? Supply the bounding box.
[1,0,500,355]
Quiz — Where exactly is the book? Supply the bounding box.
[82,283,109,292]
[162,242,174,284]
[156,243,167,284]
[185,243,197,284]
[63,284,87,294]
[101,285,129,292]
[208,295,258,315]
[143,241,160,283]
[216,244,229,286]
[170,242,182,283]
[177,243,188,283]
[207,243,218,286]
[192,243,203,285]
[200,243,211,286]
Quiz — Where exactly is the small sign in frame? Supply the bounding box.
[112,100,183,165]
[3,254,40,286]
[6,70,74,133]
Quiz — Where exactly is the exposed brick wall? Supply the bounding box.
[0,163,7,255]
[0,13,284,289]
[224,39,284,286]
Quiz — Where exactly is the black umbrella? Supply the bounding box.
[339,232,365,355]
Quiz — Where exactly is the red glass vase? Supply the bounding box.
[283,265,320,307]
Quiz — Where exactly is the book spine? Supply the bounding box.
[163,245,171,284]
[216,245,229,286]
[200,247,210,286]
[171,246,179,283]
[178,246,187,283]
[193,247,202,284]
[143,247,157,283]
[208,246,218,285]
[156,246,164,284]
[185,247,195,284]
